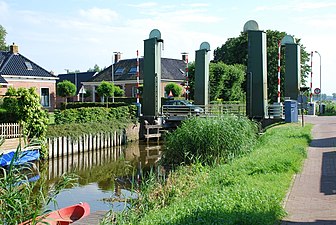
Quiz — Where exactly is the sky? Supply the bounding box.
[0,0,335,95]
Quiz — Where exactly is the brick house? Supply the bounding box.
[0,43,58,110]
[82,53,187,101]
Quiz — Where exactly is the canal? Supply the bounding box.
[39,141,163,213]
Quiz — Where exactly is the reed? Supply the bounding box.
[163,115,258,165]
[0,143,77,224]
[103,123,312,225]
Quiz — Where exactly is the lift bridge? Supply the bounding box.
[141,23,301,141]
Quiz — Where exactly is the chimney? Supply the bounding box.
[114,52,122,63]
[181,52,188,63]
[10,43,19,54]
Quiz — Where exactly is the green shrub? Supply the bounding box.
[324,101,336,115]
[163,115,258,165]
[46,120,126,139]
[54,105,137,125]
[60,101,128,110]
[0,108,18,123]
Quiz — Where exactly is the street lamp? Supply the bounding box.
[314,51,322,113]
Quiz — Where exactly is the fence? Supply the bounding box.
[47,131,126,159]
[0,123,22,139]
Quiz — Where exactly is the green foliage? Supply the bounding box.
[114,86,125,97]
[57,80,77,102]
[164,82,183,97]
[87,64,102,72]
[46,120,126,139]
[60,101,128,110]
[323,101,336,116]
[213,30,311,102]
[209,62,246,102]
[108,123,312,225]
[188,62,245,102]
[163,115,258,165]
[3,87,48,140]
[97,81,115,106]
[3,87,19,115]
[0,24,7,51]
[54,105,137,125]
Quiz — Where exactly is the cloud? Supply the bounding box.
[127,2,158,8]
[79,7,118,23]
[255,1,336,12]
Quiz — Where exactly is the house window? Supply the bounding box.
[131,86,137,97]
[25,61,33,70]
[41,88,50,107]
[115,68,124,75]
[128,67,137,74]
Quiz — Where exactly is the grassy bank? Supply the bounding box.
[106,122,312,225]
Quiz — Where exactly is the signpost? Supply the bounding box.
[79,86,86,102]
[314,88,321,95]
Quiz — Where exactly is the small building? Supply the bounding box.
[0,43,58,110]
[82,54,187,101]
[56,71,96,103]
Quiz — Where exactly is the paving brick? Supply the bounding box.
[282,116,336,224]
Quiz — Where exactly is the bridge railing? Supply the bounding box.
[265,104,285,119]
[162,104,246,117]
[205,104,246,116]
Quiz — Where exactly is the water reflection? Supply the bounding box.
[40,141,163,212]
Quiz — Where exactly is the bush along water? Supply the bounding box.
[163,115,259,165]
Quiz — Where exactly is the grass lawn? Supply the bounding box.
[106,123,312,225]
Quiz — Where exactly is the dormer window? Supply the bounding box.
[25,61,33,70]
[128,67,137,74]
[115,68,124,75]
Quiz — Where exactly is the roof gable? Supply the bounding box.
[88,58,186,83]
[0,51,56,78]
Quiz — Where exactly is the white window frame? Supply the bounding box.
[40,87,50,108]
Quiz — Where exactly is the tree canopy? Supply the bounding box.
[57,80,77,103]
[0,25,7,51]
[164,82,182,97]
[188,62,246,102]
[214,30,310,102]
[97,81,115,106]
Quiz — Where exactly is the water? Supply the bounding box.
[40,141,162,213]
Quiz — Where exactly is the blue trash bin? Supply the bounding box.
[285,100,298,123]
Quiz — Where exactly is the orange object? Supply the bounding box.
[168,90,173,97]
[19,202,90,225]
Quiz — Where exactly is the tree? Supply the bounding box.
[0,25,7,51]
[164,82,182,97]
[87,64,102,73]
[214,30,310,102]
[114,86,125,97]
[57,80,77,104]
[3,87,48,141]
[332,93,336,100]
[97,81,114,107]
[187,62,245,102]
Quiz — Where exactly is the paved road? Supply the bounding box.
[282,116,336,224]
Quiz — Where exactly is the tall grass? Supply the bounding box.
[104,123,312,225]
[0,144,77,224]
[163,115,258,165]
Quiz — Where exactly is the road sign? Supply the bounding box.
[314,88,321,95]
